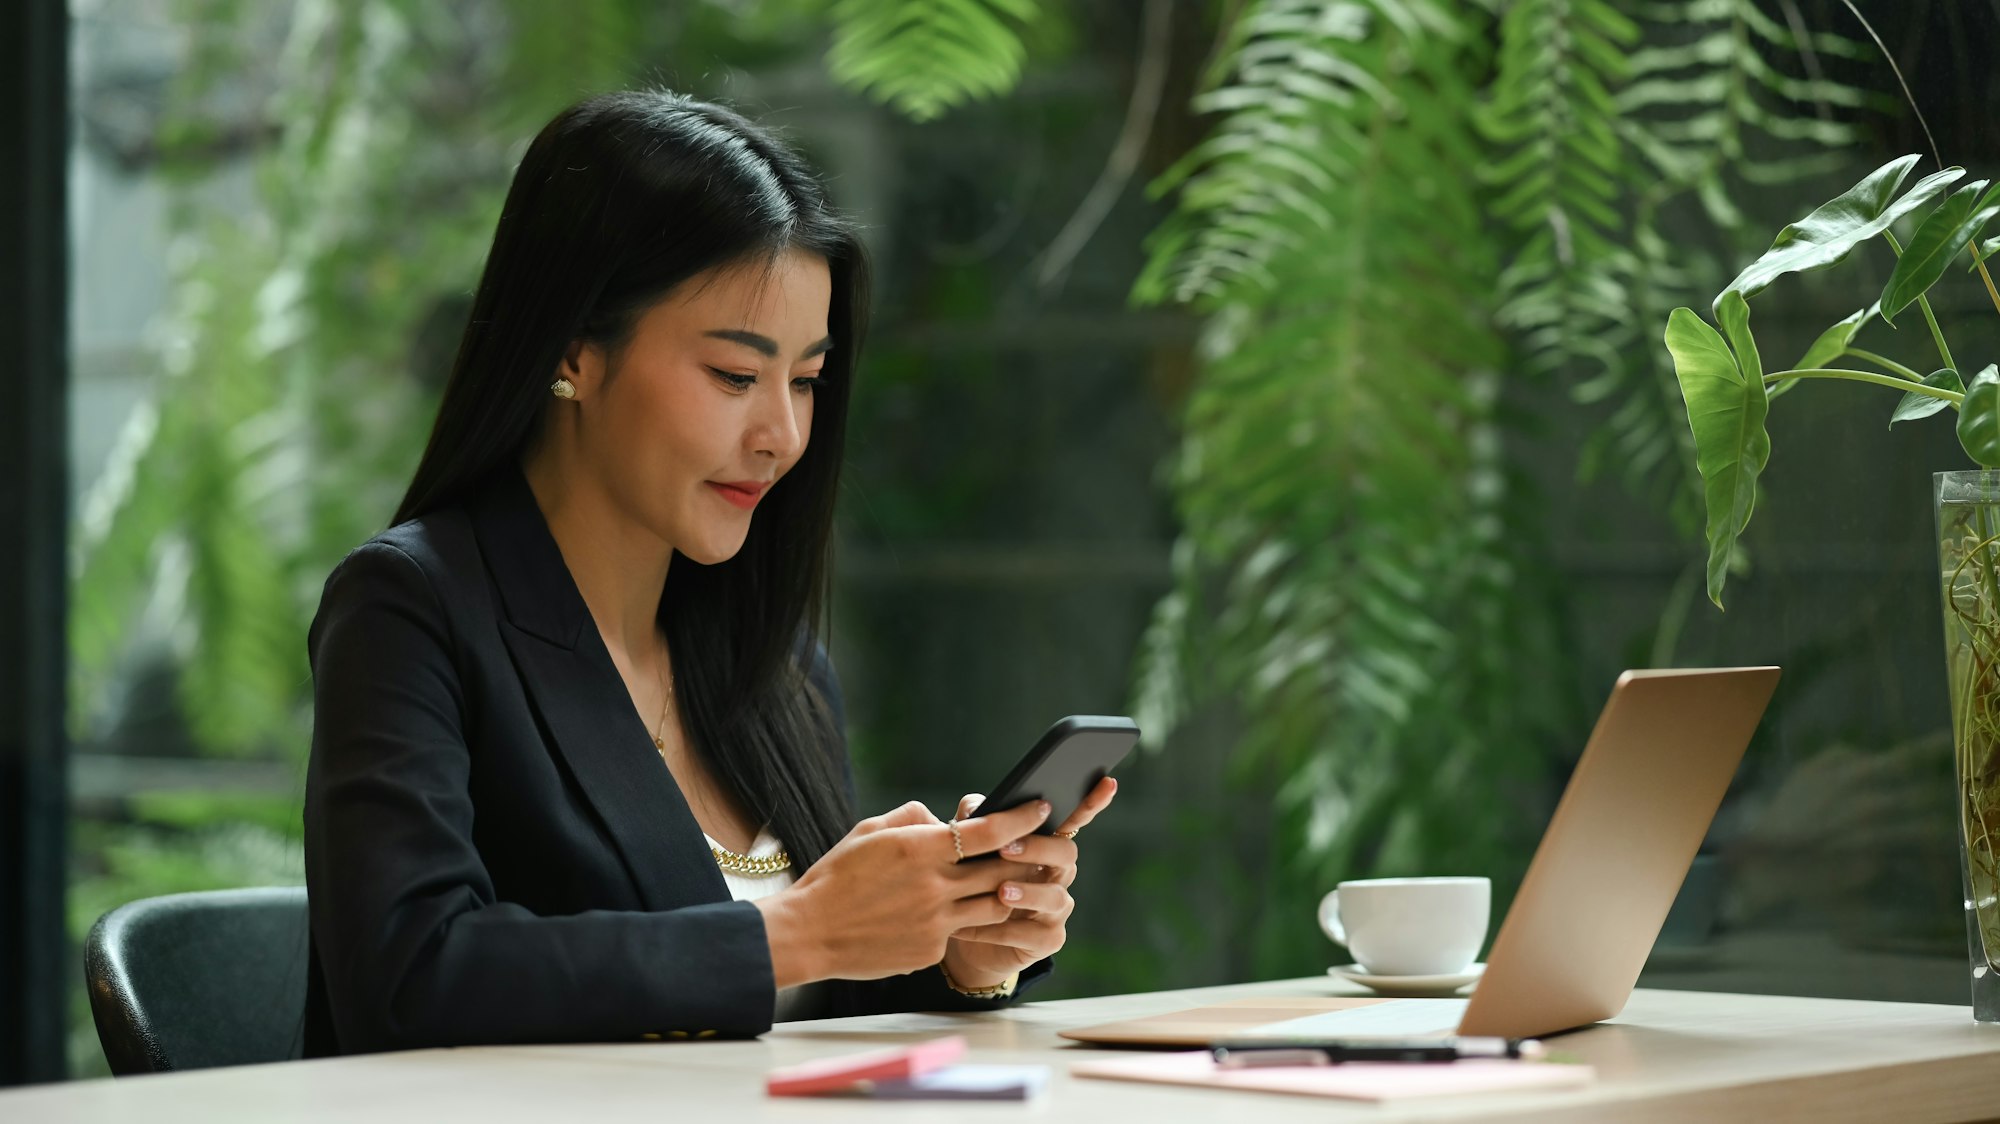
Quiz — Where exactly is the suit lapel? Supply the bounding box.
[468,468,729,911]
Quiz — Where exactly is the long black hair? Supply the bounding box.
[393,90,868,871]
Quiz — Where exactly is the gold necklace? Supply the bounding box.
[710,845,792,876]
[651,648,792,877]
[651,653,673,751]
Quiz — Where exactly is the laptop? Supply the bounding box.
[1060,667,1781,1045]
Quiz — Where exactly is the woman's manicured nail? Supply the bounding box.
[1037,801,1052,818]
[1003,841,1024,855]
[1002,885,1023,902]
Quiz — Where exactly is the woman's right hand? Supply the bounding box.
[753,798,1052,985]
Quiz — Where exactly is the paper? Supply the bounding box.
[1242,998,1468,1038]
[1072,1051,1594,1102]
[870,1064,1050,1101]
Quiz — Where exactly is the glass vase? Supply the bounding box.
[1935,469,2000,1021]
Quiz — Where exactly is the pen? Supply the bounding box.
[1210,1036,1546,1067]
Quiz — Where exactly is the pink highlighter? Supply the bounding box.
[765,1035,969,1096]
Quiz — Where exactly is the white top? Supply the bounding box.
[701,825,826,1023]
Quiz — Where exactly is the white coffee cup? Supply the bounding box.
[1317,876,1490,977]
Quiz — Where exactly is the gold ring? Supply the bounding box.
[1055,828,1079,840]
[948,819,965,862]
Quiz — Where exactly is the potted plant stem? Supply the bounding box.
[1664,153,2000,1019]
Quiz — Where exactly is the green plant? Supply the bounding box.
[1662,151,2000,1000]
[826,0,1053,121]
[1664,153,2000,607]
[1128,0,1556,963]
[817,0,1888,979]
[1124,0,1865,975]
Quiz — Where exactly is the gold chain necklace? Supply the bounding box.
[651,649,792,877]
[651,653,673,751]
[711,847,792,876]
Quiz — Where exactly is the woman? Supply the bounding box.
[303,90,1117,1056]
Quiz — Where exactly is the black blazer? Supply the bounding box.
[302,469,1051,1056]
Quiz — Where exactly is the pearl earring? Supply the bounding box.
[550,378,576,400]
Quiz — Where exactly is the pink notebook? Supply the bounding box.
[1070,1051,1594,1102]
[766,1035,967,1096]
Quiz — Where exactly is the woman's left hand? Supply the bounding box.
[939,776,1118,988]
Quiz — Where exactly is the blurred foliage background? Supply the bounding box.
[62,0,2000,1079]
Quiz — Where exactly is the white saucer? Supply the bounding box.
[1328,962,1484,997]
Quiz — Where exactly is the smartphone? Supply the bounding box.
[961,715,1139,838]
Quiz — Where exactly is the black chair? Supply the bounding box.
[84,886,309,1074]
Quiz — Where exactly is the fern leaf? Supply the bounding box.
[1483,0,1870,530]
[1479,0,1636,384]
[1133,3,1563,964]
[1133,0,1392,307]
[825,0,1042,121]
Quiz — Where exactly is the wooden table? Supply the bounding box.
[9,974,2000,1122]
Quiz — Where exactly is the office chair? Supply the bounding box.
[84,886,309,1074]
